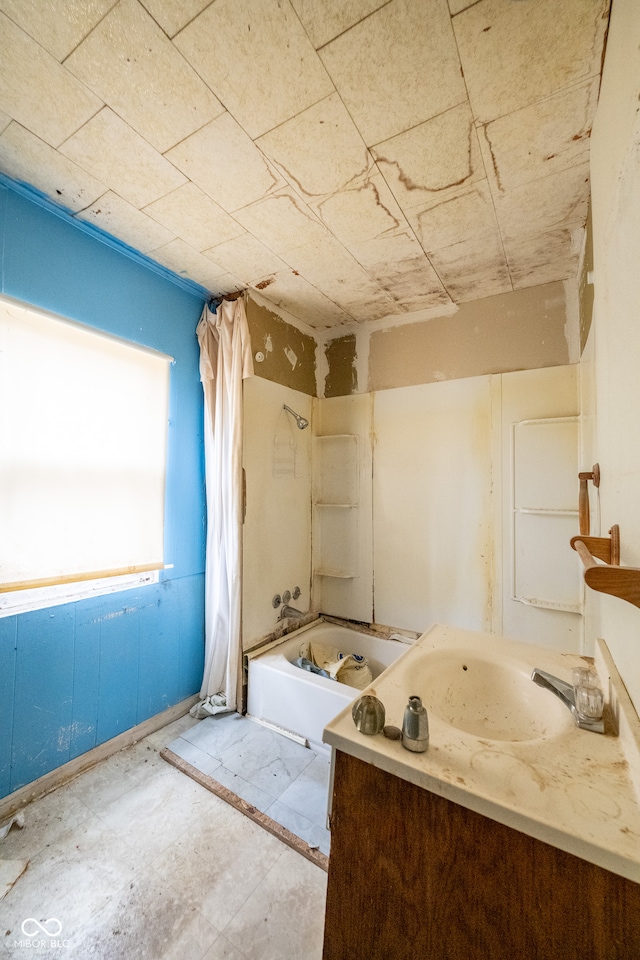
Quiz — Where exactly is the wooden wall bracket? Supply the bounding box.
[571,525,640,609]
[578,462,600,536]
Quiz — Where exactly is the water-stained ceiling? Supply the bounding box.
[0,0,609,330]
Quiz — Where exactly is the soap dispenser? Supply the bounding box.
[402,695,429,752]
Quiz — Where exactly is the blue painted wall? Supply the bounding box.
[0,183,207,800]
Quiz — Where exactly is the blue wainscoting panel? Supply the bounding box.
[0,617,17,798]
[136,581,181,722]
[11,606,76,792]
[70,597,103,760]
[95,592,143,745]
[178,574,206,701]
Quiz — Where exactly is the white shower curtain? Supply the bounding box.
[192,296,253,717]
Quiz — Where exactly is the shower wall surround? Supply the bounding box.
[242,376,313,647]
[241,359,579,654]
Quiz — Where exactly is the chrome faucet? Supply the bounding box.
[278,603,305,621]
[531,668,605,734]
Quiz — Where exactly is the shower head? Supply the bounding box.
[283,404,309,430]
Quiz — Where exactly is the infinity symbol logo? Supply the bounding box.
[21,918,62,937]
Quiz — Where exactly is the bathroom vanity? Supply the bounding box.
[321,625,640,960]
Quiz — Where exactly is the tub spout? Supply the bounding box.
[278,603,306,621]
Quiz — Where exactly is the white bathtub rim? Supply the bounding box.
[245,615,417,663]
[247,619,413,689]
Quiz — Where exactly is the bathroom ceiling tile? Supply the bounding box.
[368,255,451,307]
[213,274,250,297]
[0,122,106,212]
[407,181,499,254]
[319,0,465,146]
[282,235,390,313]
[234,189,330,255]
[447,0,477,14]
[504,225,582,290]
[59,108,187,209]
[494,161,591,243]
[143,182,244,251]
[139,0,211,38]
[316,175,405,247]
[349,229,454,312]
[0,0,610,331]
[255,94,374,201]
[202,235,287,286]
[453,0,609,124]
[0,13,102,148]
[395,290,456,313]
[0,0,117,61]
[429,231,512,303]
[479,79,599,196]
[77,190,175,254]
[339,295,402,324]
[150,238,231,290]
[250,270,353,329]
[64,0,224,153]
[165,113,286,214]
[349,228,427,272]
[289,0,390,50]
[372,102,485,212]
[174,0,334,140]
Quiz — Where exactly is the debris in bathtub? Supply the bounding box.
[297,642,373,690]
[352,695,386,735]
[292,655,331,679]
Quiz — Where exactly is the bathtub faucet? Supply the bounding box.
[278,603,306,621]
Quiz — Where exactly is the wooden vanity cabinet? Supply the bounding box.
[322,750,640,960]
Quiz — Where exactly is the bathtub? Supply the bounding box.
[246,618,412,753]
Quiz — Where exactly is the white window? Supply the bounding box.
[0,295,171,609]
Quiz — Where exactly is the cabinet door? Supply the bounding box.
[323,751,640,960]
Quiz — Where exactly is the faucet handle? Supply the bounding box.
[572,667,604,722]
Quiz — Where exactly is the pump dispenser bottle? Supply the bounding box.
[402,695,429,752]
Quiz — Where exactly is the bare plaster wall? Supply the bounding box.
[246,277,573,402]
[578,205,594,353]
[367,282,570,392]
[245,294,316,396]
[324,334,357,398]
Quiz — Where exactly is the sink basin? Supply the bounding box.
[411,648,574,742]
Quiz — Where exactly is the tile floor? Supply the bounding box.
[166,714,331,857]
[0,714,327,959]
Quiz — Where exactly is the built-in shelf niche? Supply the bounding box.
[313,434,359,579]
[511,417,582,613]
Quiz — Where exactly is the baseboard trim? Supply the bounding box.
[0,694,199,821]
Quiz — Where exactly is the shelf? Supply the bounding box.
[313,570,356,580]
[516,508,578,517]
[314,502,358,508]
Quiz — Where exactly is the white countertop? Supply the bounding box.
[323,624,640,884]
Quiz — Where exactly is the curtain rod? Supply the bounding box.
[207,289,246,310]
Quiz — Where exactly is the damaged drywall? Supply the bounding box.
[578,204,594,353]
[368,282,570,391]
[245,296,317,396]
[324,334,358,398]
